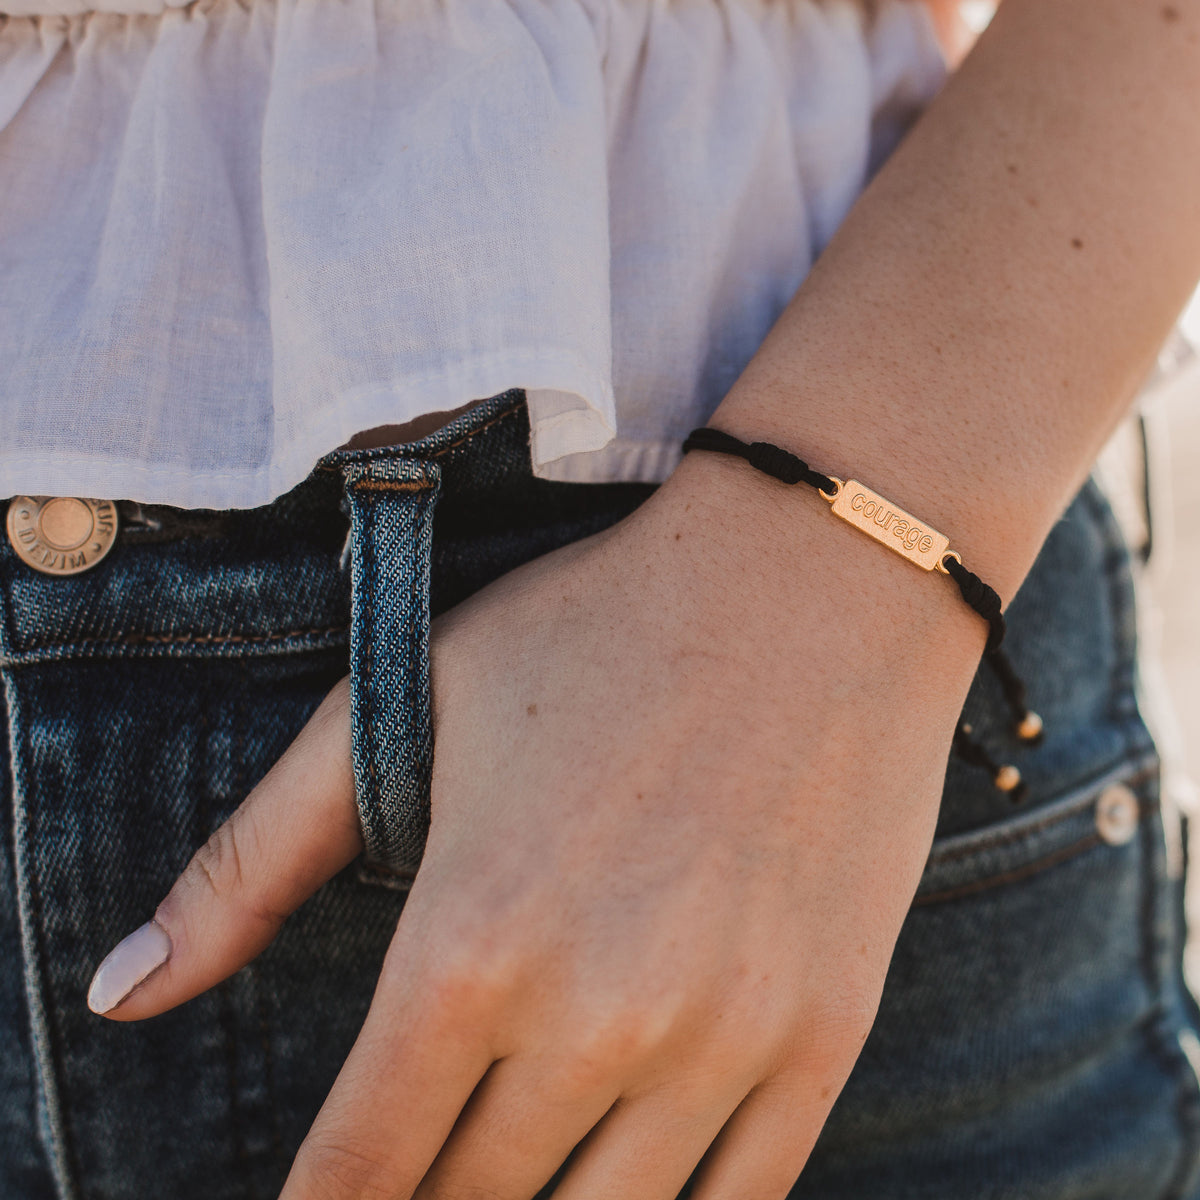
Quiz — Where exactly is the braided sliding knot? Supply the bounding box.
[940,554,1005,653]
[746,441,803,484]
[746,441,808,486]
[682,427,836,493]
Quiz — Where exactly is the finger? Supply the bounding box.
[88,677,361,1020]
[689,1067,836,1200]
[280,940,499,1200]
[550,1080,753,1200]
[410,1055,621,1200]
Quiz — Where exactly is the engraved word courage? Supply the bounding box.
[850,491,934,554]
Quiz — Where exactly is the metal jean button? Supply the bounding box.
[1095,783,1140,846]
[6,496,119,576]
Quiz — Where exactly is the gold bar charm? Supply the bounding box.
[824,479,950,571]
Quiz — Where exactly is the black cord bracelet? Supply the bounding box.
[682,426,1006,648]
[682,426,1044,802]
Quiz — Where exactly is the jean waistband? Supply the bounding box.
[0,390,534,665]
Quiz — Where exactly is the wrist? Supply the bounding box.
[705,376,1058,612]
[629,439,991,710]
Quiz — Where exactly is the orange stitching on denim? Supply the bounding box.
[350,479,435,494]
[357,860,417,889]
[20,624,349,654]
[927,766,1157,866]
[317,397,525,478]
[914,834,1105,906]
[430,400,524,457]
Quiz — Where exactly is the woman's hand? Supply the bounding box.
[80,0,1200,1189]
[87,452,987,1199]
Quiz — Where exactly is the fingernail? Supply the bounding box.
[87,921,172,1014]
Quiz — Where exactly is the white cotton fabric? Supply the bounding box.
[0,0,948,509]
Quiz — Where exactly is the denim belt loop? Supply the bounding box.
[341,455,442,875]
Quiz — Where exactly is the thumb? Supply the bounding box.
[87,677,363,1020]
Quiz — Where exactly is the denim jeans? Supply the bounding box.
[2,388,1198,1199]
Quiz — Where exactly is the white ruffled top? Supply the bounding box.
[0,0,948,508]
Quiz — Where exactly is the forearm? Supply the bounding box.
[674,0,1200,623]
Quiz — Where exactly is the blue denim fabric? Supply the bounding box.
[343,456,442,874]
[1,388,1198,1199]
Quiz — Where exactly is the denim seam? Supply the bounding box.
[1137,805,1200,1199]
[1146,994,1200,1198]
[1159,1001,1200,1200]
[1083,477,1142,728]
[428,402,525,458]
[316,398,525,474]
[928,758,1158,865]
[355,860,416,891]
[929,798,1098,865]
[358,486,381,859]
[405,488,438,870]
[913,833,1106,907]
[5,624,350,664]
[349,479,435,494]
[2,670,79,1200]
[1083,463,1200,1196]
[1083,468,1200,1196]
[930,786,1153,865]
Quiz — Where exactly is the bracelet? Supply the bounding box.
[681,426,1043,802]
[682,426,1003,644]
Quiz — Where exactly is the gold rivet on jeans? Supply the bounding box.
[5,496,119,576]
[1095,783,1140,847]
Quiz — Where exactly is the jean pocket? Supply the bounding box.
[917,751,1159,907]
[796,748,1200,1200]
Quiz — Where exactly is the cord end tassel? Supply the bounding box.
[953,720,1031,805]
[1015,709,1044,743]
